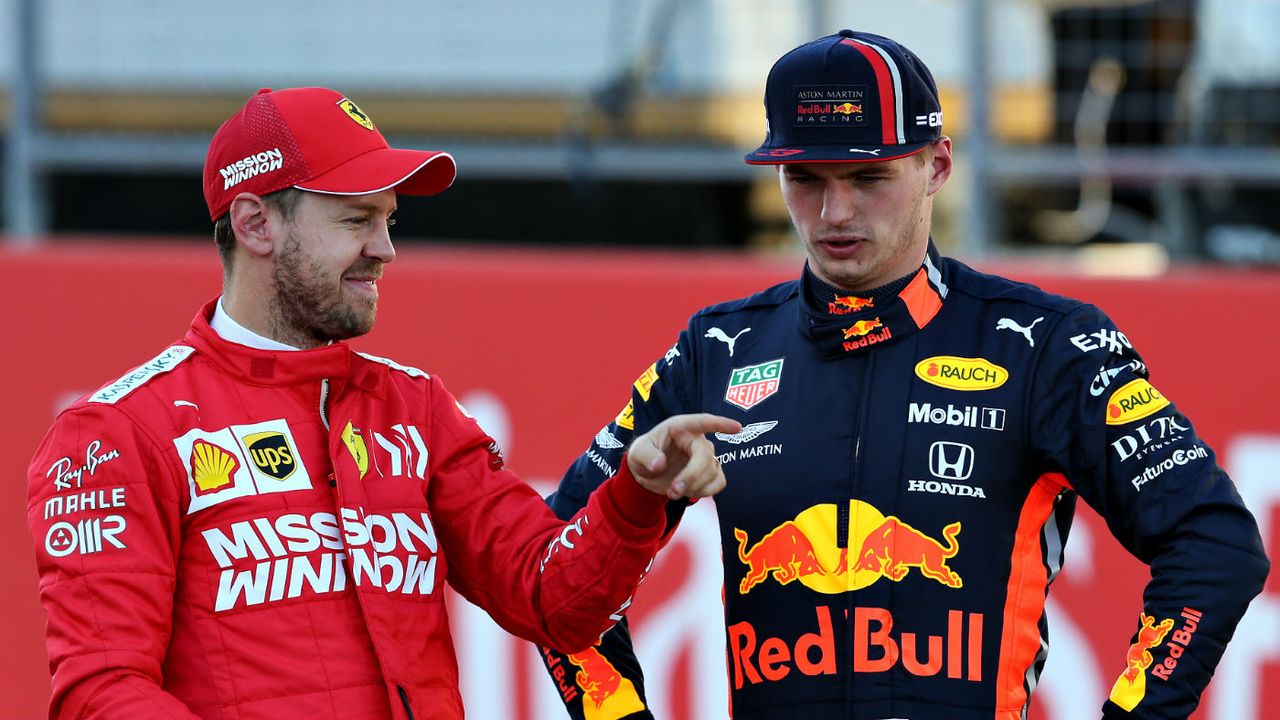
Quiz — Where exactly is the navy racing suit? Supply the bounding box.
[539,244,1268,720]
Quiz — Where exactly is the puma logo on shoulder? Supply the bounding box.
[996,316,1044,347]
[705,327,751,357]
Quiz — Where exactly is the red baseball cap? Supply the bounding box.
[203,87,456,220]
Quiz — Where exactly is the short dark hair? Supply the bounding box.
[213,187,305,269]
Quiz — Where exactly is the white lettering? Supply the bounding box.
[220,148,285,190]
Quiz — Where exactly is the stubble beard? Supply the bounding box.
[271,230,377,347]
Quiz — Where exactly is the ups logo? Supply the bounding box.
[243,431,297,481]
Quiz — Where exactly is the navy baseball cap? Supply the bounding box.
[746,29,943,164]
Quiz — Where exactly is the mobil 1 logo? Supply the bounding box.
[908,402,1005,431]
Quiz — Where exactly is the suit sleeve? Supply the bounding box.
[424,375,669,654]
[1030,305,1269,719]
[28,404,199,719]
[540,329,700,720]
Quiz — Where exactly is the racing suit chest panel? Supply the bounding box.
[157,366,392,714]
[697,286,1052,718]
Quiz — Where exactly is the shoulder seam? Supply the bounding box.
[356,351,431,379]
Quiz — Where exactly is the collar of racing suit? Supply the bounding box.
[182,298,384,394]
[797,240,949,358]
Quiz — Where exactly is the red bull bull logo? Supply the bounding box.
[833,102,862,114]
[842,319,884,339]
[729,605,984,689]
[567,644,645,719]
[733,501,963,595]
[1109,612,1174,711]
[829,294,874,314]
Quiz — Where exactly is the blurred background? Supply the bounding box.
[1,1,1277,719]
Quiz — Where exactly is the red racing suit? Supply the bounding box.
[27,299,668,720]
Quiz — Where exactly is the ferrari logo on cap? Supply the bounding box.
[338,98,375,130]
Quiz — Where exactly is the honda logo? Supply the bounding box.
[929,441,974,481]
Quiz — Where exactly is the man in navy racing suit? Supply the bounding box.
[537,30,1269,720]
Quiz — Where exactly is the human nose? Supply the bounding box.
[367,222,396,264]
[820,181,857,226]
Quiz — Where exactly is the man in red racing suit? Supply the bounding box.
[26,87,737,720]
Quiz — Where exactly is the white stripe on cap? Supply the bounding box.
[849,38,907,145]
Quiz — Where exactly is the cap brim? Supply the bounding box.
[745,142,930,165]
[295,147,457,197]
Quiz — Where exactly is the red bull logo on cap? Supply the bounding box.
[733,500,962,595]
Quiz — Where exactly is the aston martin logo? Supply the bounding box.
[715,421,779,445]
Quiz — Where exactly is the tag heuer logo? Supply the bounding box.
[724,358,784,410]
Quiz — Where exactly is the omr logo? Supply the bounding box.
[1106,379,1170,425]
[243,431,296,480]
[914,356,1008,391]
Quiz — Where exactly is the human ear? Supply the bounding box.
[228,193,274,258]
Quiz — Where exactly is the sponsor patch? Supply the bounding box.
[1111,415,1189,462]
[90,345,195,404]
[1131,445,1209,491]
[342,422,369,479]
[46,439,121,492]
[706,327,751,357]
[615,400,635,431]
[338,98,375,130]
[929,441,975,481]
[725,358,784,411]
[915,357,1008,391]
[1106,379,1169,425]
[243,431,297,481]
[594,427,624,450]
[219,148,284,190]
[1110,613,1175,711]
[908,403,1005,431]
[43,487,126,520]
[633,364,660,402]
[1071,328,1132,355]
[829,294,874,315]
[793,85,867,127]
[45,515,126,557]
[715,421,779,445]
[176,419,312,514]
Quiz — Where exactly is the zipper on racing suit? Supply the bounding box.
[844,351,876,712]
[397,685,416,719]
[319,378,331,431]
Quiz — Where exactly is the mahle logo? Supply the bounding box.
[915,356,1008,391]
[1106,379,1169,425]
[725,358,784,410]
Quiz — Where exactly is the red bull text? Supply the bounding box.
[728,606,983,688]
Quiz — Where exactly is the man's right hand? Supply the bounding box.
[626,413,740,500]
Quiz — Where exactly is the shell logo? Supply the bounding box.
[1106,379,1169,425]
[191,439,239,496]
[914,356,1008,391]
